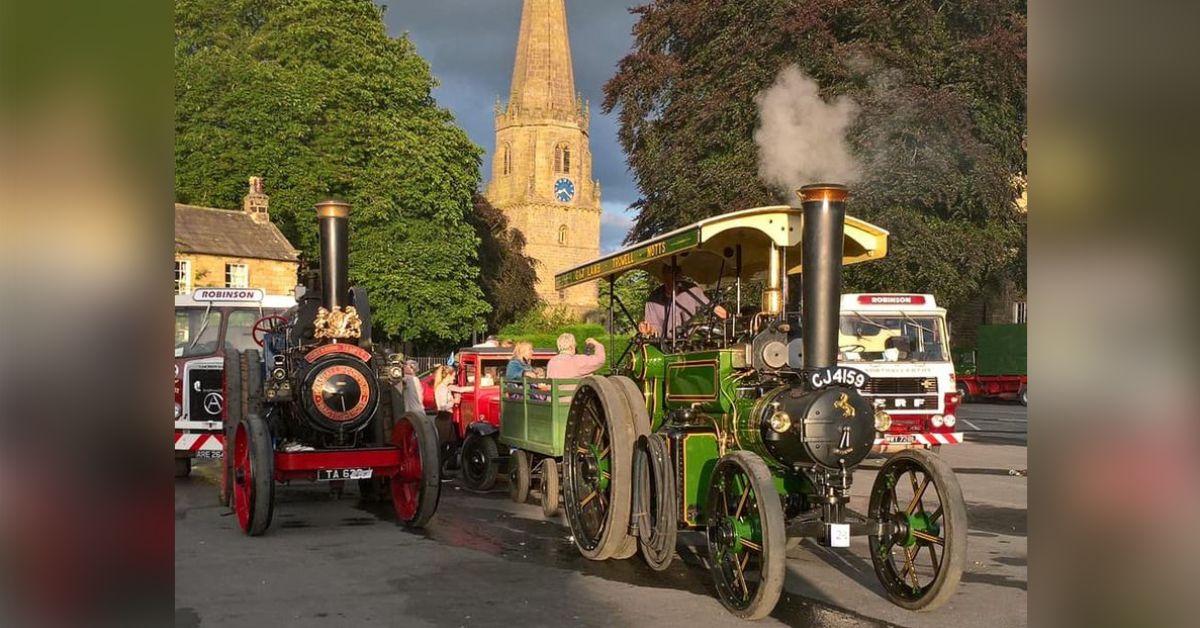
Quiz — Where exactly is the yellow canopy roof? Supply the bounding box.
[555,205,889,290]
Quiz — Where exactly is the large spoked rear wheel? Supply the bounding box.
[868,448,967,611]
[460,432,499,491]
[635,434,677,571]
[391,412,441,528]
[562,376,637,560]
[705,452,786,620]
[232,414,274,536]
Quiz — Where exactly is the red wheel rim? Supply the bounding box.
[390,418,422,522]
[232,423,252,532]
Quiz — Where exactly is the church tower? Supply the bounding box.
[485,0,601,315]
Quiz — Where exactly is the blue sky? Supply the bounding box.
[379,1,641,253]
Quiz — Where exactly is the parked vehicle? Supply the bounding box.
[838,294,962,452]
[552,185,967,619]
[500,377,580,516]
[174,288,295,478]
[222,199,440,535]
[421,347,554,490]
[955,324,1027,405]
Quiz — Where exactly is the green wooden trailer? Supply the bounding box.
[499,377,579,516]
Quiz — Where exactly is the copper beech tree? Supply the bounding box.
[604,0,1026,312]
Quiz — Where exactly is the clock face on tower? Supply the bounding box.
[554,178,575,203]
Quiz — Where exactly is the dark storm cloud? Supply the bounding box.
[380,1,640,251]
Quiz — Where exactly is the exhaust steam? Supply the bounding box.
[754,65,861,193]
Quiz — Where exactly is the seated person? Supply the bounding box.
[505,341,536,381]
[546,333,606,379]
[883,336,911,361]
[638,264,728,337]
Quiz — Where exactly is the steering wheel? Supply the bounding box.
[252,315,289,347]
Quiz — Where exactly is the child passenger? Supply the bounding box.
[505,341,535,381]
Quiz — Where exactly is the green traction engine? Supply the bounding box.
[553,185,968,619]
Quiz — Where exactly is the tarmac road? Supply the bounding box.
[954,401,1028,446]
[175,402,1026,627]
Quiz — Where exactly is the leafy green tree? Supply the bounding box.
[468,194,540,331]
[604,0,1026,311]
[175,0,489,343]
[597,270,652,334]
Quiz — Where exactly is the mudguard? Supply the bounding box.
[468,421,498,437]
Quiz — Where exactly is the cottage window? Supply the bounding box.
[1013,301,1027,324]
[225,263,249,288]
[174,259,192,295]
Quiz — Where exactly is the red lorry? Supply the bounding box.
[955,323,1028,405]
[422,346,554,490]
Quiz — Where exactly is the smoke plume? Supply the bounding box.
[755,65,861,193]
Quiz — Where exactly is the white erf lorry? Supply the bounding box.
[837,294,963,452]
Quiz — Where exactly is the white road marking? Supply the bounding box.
[963,419,982,431]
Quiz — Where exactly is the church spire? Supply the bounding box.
[508,0,578,116]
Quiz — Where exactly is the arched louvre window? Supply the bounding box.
[554,145,563,172]
[558,224,568,245]
[562,145,571,173]
[501,144,512,175]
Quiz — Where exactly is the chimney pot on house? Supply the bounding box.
[243,176,270,224]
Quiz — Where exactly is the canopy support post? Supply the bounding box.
[607,275,615,372]
[734,245,742,339]
[668,255,678,353]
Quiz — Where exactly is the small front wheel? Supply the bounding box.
[540,458,560,518]
[705,452,786,620]
[460,432,499,491]
[868,448,967,610]
[510,449,531,504]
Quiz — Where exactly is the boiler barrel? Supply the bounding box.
[315,200,350,311]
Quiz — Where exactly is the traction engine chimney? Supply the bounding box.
[798,184,848,374]
[315,200,350,312]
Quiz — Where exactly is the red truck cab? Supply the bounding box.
[421,346,554,490]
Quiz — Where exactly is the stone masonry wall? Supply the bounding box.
[176,253,298,297]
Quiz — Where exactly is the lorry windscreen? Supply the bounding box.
[838,313,949,362]
[175,308,222,357]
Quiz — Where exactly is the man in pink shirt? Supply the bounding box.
[546,333,606,379]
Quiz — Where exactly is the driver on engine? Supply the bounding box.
[638,264,727,338]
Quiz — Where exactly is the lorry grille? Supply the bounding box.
[188,368,225,422]
[861,377,938,395]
